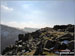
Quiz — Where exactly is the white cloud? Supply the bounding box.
[1,21,20,28]
[1,5,14,12]
[1,21,52,29]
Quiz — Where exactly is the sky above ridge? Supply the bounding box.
[1,0,75,28]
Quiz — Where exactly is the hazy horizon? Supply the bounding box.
[1,0,74,29]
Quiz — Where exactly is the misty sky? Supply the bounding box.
[1,0,75,28]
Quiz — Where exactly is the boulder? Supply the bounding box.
[17,45,22,52]
[45,40,56,49]
[53,41,61,50]
[60,43,67,50]
[31,31,41,38]
[15,40,22,45]
[24,33,31,41]
[34,41,44,55]
[57,34,74,41]
[2,46,10,55]
[67,40,74,51]
[53,25,67,31]
[66,26,74,32]
[18,34,24,41]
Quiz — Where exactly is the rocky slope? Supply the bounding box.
[2,24,74,55]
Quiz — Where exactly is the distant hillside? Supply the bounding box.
[24,27,39,32]
[0,24,27,53]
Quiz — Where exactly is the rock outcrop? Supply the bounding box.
[53,24,74,32]
[2,24,74,55]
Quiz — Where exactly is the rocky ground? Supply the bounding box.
[2,24,74,56]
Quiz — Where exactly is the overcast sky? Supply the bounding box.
[1,0,75,28]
